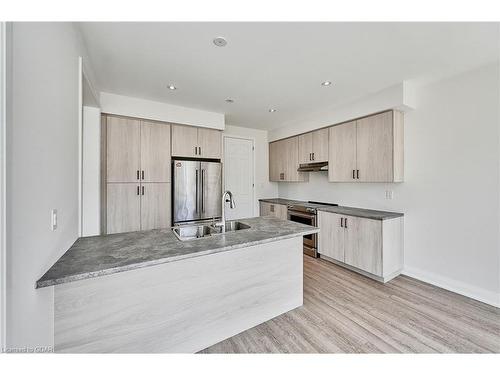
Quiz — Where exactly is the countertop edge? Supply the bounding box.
[35,227,319,289]
[315,207,404,220]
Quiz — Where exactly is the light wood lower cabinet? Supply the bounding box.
[140,183,171,231]
[107,183,171,234]
[344,216,382,275]
[259,202,288,220]
[317,212,345,262]
[318,211,403,282]
[107,183,141,234]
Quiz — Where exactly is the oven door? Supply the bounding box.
[287,210,317,254]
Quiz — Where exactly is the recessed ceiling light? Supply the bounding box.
[213,37,227,47]
[225,98,234,103]
[269,109,277,113]
[167,84,177,90]
[321,81,332,86]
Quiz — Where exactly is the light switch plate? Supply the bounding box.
[51,209,58,231]
[385,190,394,200]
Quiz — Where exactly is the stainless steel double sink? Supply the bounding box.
[172,221,251,241]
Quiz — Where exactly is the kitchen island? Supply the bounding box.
[37,216,318,353]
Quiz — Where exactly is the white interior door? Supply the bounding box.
[223,137,254,220]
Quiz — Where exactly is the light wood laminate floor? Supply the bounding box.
[201,256,500,353]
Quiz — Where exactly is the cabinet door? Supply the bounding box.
[141,121,171,182]
[107,116,141,183]
[312,128,329,163]
[269,142,281,182]
[259,202,271,216]
[171,124,198,158]
[356,111,393,182]
[282,137,308,182]
[275,204,288,220]
[198,128,222,159]
[298,133,313,164]
[318,211,345,261]
[140,183,171,230]
[328,121,357,182]
[107,183,141,234]
[344,216,382,275]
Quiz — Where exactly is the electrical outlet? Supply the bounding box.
[51,209,58,231]
[385,190,393,200]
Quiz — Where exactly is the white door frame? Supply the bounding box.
[0,21,8,349]
[222,135,256,217]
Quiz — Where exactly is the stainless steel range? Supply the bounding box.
[287,201,338,258]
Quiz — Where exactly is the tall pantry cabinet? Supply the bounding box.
[102,115,171,234]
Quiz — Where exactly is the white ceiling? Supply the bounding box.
[78,22,499,130]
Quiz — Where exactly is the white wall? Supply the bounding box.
[100,92,225,130]
[268,82,416,142]
[278,63,500,306]
[6,23,97,348]
[82,106,101,237]
[223,125,278,215]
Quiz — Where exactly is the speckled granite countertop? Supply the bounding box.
[258,198,303,206]
[316,206,403,220]
[36,216,318,289]
[259,198,403,220]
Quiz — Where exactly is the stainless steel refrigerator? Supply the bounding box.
[172,159,222,224]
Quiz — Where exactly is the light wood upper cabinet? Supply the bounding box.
[269,141,281,182]
[107,116,141,183]
[141,121,171,182]
[171,124,198,158]
[107,183,141,234]
[268,137,307,182]
[198,128,222,159]
[298,128,329,164]
[344,216,382,276]
[318,211,344,262]
[171,124,222,159]
[328,121,357,182]
[140,183,171,230]
[298,132,313,164]
[312,128,329,162]
[356,111,393,182]
[328,110,404,182]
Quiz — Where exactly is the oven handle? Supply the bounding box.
[287,210,317,221]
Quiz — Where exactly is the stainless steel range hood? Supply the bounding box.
[297,161,328,172]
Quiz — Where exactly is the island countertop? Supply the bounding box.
[36,216,318,289]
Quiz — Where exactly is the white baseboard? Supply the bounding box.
[402,266,500,308]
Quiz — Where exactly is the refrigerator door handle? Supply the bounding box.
[201,169,205,213]
[195,169,199,213]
